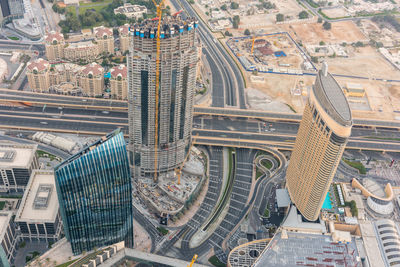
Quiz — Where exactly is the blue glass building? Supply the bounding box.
[54,129,133,255]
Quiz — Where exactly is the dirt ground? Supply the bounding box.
[324,46,400,80]
[286,21,368,45]
[322,7,350,18]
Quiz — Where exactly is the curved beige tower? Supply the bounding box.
[286,63,352,221]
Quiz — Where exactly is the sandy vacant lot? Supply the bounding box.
[322,7,350,18]
[324,46,400,80]
[287,21,368,45]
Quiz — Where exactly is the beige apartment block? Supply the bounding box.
[44,31,65,61]
[26,58,51,92]
[110,64,127,100]
[94,26,114,54]
[118,24,130,53]
[64,41,100,61]
[286,63,352,221]
[78,62,104,97]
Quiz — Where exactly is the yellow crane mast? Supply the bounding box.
[151,0,165,183]
[188,254,198,267]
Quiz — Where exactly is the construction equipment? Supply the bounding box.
[251,36,256,55]
[188,254,198,267]
[173,10,183,16]
[175,134,199,185]
[151,0,165,183]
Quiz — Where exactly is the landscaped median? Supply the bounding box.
[203,148,235,231]
[343,159,366,175]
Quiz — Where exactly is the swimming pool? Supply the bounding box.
[322,192,333,210]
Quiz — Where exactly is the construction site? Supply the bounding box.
[227,32,313,75]
[135,147,206,216]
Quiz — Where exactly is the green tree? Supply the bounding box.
[230,2,239,9]
[323,21,331,30]
[232,15,240,29]
[317,17,322,23]
[221,4,227,10]
[298,11,309,19]
[244,29,250,35]
[276,13,284,22]
[319,41,325,45]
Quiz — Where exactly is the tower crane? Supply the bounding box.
[151,0,165,183]
[187,254,198,267]
[175,134,199,185]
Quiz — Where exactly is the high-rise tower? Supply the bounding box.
[54,129,133,254]
[286,63,352,221]
[127,17,199,179]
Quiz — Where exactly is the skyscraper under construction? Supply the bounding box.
[127,17,199,179]
[286,63,352,221]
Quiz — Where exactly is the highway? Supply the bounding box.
[4,89,400,130]
[1,105,400,151]
[170,0,245,108]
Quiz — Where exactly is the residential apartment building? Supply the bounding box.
[93,26,114,54]
[44,31,65,61]
[118,24,130,53]
[0,143,38,193]
[114,4,147,19]
[78,62,104,97]
[15,170,62,243]
[54,129,133,255]
[26,58,51,92]
[109,64,127,100]
[64,40,99,62]
[127,18,199,179]
[286,63,352,221]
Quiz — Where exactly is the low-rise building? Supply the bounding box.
[114,4,147,19]
[118,24,130,53]
[109,64,127,100]
[78,62,104,97]
[345,83,365,97]
[26,58,51,92]
[0,212,18,267]
[64,41,99,62]
[0,143,39,192]
[44,31,65,61]
[93,26,114,54]
[15,170,62,243]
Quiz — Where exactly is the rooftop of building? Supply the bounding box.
[132,17,198,39]
[15,170,59,223]
[55,129,121,171]
[0,212,12,242]
[53,63,85,73]
[93,26,113,39]
[110,64,127,79]
[45,31,64,43]
[0,143,37,168]
[281,205,327,233]
[276,188,291,208]
[374,219,400,267]
[27,58,50,72]
[82,62,104,77]
[118,24,130,36]
[314,62,352,127]
[114,3,147,13]
[253,231,360,267]
[65,40,97,49]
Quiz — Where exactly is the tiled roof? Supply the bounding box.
[27,58,49,72]
[110,64,127,79]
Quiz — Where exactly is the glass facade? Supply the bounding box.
[54,129,133,255]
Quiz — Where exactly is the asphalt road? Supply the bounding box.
[170,0,246,108]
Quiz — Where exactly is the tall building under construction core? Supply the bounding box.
[127,17,199,178]
[286,63,352,221]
